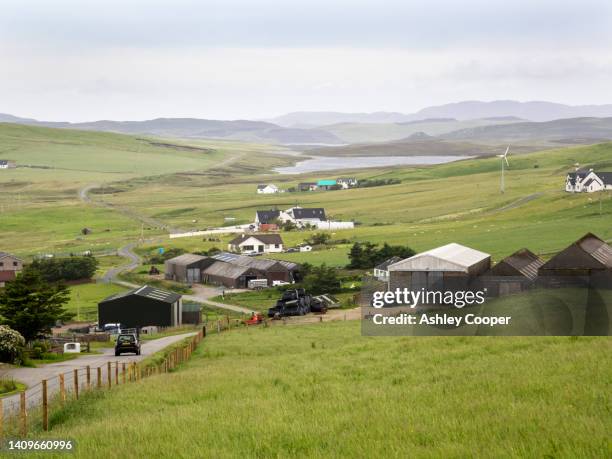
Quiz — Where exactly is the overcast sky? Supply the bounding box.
[2,0,612,121]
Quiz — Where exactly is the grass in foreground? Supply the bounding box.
[28,321,611,458]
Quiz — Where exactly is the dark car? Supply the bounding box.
[115,333,141,356]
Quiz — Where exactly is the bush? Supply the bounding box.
[26,256,99,282]
[0,379,19,395]
[0,325,26,364]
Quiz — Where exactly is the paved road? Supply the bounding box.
[0,332,196,416]
[101,242,142,282]
[186,285,255,315]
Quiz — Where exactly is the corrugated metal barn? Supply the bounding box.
[481,249,544,296]
[98,285,183,328]
[202,260,261,288]
[212,252,299,285]
[539,233,612,288]
[165,254,215,283]
[388,243,491,292]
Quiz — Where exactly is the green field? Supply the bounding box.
[26,321,611,458]
[66,282,128,322]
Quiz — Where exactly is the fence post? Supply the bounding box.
[42,380,48,431]
[122,363,126,384]
[217,320,220,333]
[19,391,27,437]
[115,361,119,385]
[59,374,66,402]
[73,369,79,400]
[97,367,102,389]
[0,398,3,439]
[86,366,91,389]
[107,362,112,388]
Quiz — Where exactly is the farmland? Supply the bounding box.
[24,321,612,458]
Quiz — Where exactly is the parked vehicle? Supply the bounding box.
[272,280,291,287]
[243,312,265,325]
[114,333,141,356]
[248,278,269,290]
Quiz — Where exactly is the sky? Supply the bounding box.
[2,0,612,121]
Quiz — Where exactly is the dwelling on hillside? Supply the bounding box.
[373,256,401,282]
[317,179,338,190]
[481,249,544,296]
[164,253,215,283]
[298,182,318,192]
[0,252,23,287]
[98,285,184,328]
[0,160,16,169]
[228,233,284,254]
[337,177,358,189]
[257,184,280,194]
[538,233,612,287]
[388,243,491,298]
[566,169,612,193]
[254,207,326,228]
[255,210,281,226]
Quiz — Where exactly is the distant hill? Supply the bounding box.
[0,114,344,145]
[306,137,522,157]
[269,101,612,127]
[441,117,612,144]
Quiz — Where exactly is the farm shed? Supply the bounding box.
[98,285,183,328]
[374,256,402,282]
[538,233,612,288]
[181,302,202,325]
[480,249,544,296]
[388,243,491,293]
[212,252,300,284]
[164,253,215,283]
[201,260,262,288]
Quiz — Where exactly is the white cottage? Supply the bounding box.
[566,170,612,193]
[257,184,279,194]
[228,234,284,254]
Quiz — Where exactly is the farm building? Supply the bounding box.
[228,234,284,254]
[164,253,215,283]
[388,243,491,293]
[257,184,279,194]
[374,256,402,282]
[211,252,299,286]
[317,179,338,190]
[566,170,612,192]
[336,177,358,189]
[298,182,318,192]
[98,285,184,328]
[0,252,23,287]
[201,261,263,288]
[0,160,16,169]
[538,233,612,287]
[481,249,544,296]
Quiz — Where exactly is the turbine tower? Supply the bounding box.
[496,146,510,193]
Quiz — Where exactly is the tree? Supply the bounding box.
[0,325,25,364]
[26,256,99,282]
[302,264,341,295]
[306,232,331,246]
[0,270,73,342]
[347,242,415,269]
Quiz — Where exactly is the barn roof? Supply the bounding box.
[490,249,544,280]
[389,243,490,273]
[212,252,298,271]
[203,261,251,279]
[228,233,284,246]
[540,233,612,270]
[165,253,208,266]
[100,285,181,304]
[375,256,402,271]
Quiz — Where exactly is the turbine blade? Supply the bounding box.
[505,157,509,167]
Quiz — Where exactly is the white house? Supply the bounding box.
[228,234,284,254]
[254,206,354,230]
[336,177,358,189]
[257,184,279,194]
[566,170,612,193]
[0,160,16,169]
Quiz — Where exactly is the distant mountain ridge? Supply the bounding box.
[268,101,612,126]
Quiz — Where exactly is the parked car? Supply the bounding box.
[115,333,141,356]
[286,248,299,253]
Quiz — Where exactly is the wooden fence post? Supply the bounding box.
[122,363,126,384]
[86,366,91,389]
[42,379,48,431]
[19,391,27,437]
[115,361,119,385]
[107,362,112,388]
[73,369,79,400]
[217,320,220,333]
[97,367,102,389]
[59,374,66,402]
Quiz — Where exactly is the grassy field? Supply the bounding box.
[66,282,128,322]
[26,320,611,458]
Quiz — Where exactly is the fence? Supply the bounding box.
[0,329,205,438]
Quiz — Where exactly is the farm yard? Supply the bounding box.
[19,321,612,458]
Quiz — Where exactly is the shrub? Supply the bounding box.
[0,379,19,395]
[26,256,99,282]
[0,325,26,364]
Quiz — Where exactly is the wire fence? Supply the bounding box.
[0,328,205,438]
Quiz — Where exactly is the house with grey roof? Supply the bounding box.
[566,169,612,193]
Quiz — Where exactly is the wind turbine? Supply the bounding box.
[496,146,510,193]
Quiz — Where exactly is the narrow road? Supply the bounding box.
[0,332,197,416]
[102,242,142,282]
